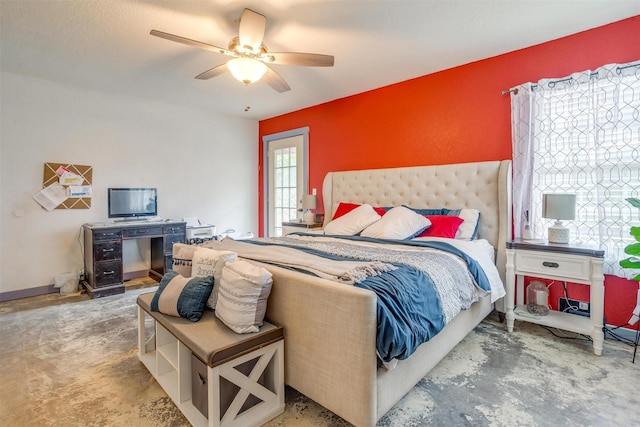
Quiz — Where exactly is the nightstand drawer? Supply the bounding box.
[515,250,591,281]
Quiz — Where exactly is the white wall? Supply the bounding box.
[0,71,258,294]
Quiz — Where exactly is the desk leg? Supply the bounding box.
[505,249,516,332]
[590,257,605,356]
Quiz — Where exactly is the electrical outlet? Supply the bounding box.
[559,297,590,317]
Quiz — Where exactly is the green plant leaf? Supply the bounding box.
[620,258,640,269]
[625,241,640,253]
[624,242,640,256]
[630,226,640,239]
[626,197,640,208]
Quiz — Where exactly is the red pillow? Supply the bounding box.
[332,202,387,220]
[416,215,464,238]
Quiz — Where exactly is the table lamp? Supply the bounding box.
[302,194,317,224]
[542,193,576,244]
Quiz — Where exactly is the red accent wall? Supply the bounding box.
[258,16,640,327]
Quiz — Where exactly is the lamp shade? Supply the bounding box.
[542,194,576,220]
[302,194,317,210]
[227,58,267,84]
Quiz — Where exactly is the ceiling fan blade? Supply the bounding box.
[262,66,291,93]
[195,64,228,80]
[150,30,233,56]
[266,52,334,67]
[238,8,266,53]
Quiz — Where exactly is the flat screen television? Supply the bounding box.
[108,188,157,219]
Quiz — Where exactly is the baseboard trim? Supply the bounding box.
[0,284,57,302]
[123,269,150,281]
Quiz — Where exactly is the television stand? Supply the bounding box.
[82,221,186,298]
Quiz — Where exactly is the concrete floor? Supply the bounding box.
[1,285,639,426]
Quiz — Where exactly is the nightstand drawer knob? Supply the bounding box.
[542,261,559,268]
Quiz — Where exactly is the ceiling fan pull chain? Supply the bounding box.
[244,85,251,112]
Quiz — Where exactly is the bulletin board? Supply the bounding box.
[43,163,93,209]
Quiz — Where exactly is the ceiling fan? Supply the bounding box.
[150,8,334,93]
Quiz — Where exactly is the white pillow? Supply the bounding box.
[191,247,238,310]
[215,260,273,334]
[455,208,481,241]
[360,206,430,239]
[323,204,382,235]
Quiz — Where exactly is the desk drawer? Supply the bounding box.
[94,241,122,261]
[516,250,591,282]
[123,226,163,238]
[164,233,185,253]
[94,260,122,287]
[93,229,122,241]
[165,224,186,235]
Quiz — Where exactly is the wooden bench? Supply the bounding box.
[137,292,285,427]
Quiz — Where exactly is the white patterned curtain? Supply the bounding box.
[510,60,640,278]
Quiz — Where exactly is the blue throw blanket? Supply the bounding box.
[358,265,445,362]
[215,234,490,363]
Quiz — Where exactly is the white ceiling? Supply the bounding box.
[2,1,639,120]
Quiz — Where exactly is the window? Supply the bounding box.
[510,61,640,278]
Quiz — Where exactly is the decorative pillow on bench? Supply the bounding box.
[172,243,198,277]
[191,247,238,310]
[150,270,213,322]
[215,260,273,334]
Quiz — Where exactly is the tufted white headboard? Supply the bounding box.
[321,160,512,282]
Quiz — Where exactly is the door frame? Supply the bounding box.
[262,127,309,236]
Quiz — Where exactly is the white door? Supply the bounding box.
[264,128,308,237]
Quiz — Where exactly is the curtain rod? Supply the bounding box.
[500,63,639,95]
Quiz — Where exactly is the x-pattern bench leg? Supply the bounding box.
[209,340,284,427]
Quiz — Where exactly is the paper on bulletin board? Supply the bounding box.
[59,172,84,186]
[68,185,92,198]
[33,182,68,211]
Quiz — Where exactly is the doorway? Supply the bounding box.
[263,127,309,237]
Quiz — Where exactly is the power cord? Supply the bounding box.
[538,325,592,342]
[603,322,640,363]
[554,281,640,362]
[77,225,85,281]
[561,281,580,312]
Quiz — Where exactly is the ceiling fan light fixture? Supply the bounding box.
[227,57,267,84]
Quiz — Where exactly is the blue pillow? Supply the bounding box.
[151,270,213,322]
[403,206,451,216]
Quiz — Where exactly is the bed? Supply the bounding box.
[194,159,512,426]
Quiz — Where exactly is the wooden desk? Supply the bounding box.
[82,221,186,298]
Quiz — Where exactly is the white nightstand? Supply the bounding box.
[281,221,323,236]
[505,239,605,355]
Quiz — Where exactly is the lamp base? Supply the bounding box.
[304,210,315,225]
[548,221,570,244]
